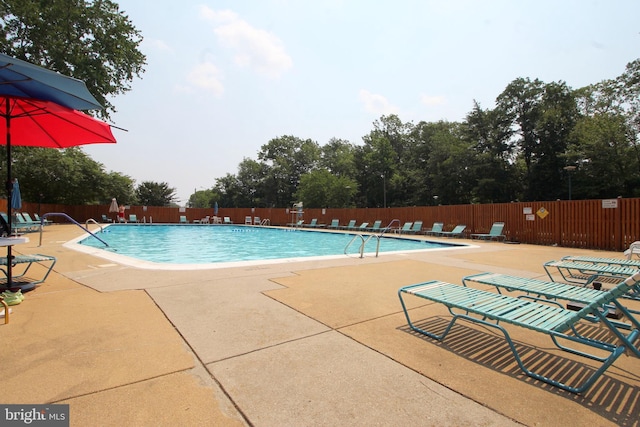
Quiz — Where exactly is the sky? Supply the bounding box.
[82,0,640,205]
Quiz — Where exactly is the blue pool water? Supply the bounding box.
[76,224,464,265]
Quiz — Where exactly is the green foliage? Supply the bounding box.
[3,146,138,205]
[188,188,219,209]
[135,181,177,207]
[0,0,146,118]
[295,169,357,208]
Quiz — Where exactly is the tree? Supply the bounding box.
[135,181,177,206]
[0,0,146,118]
[295,169,357,208]
[8,146,113,204]
[462,102,518,203]
[257,136,320,207]
[102,171,136,205]
[188,188,219,208]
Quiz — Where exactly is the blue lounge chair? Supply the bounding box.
[437,224,466,238]
[34,214,52,225]
[471,222,506,241]
[327,219,340,229]
[0,254,57,289]
[341,220,356,230]
[560,255,640,269]
[305,218,324,228]
[396,222,413,234]
[398,271,640,393]
[424,222,443,236]
[543,260,640,291]
[357,222,369,230]
[223,217,233,224]
[129,214,139,223]
[366,220,382,232]
[462,271,640,320]
[12,213,38,232]
[21,213,42,227]
[406,221,423,234]
[179,215,188,224]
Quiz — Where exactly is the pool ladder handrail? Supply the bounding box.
[260,218,270,226]
[343,219,401,258]
[379,219,400,236]
[85,218,104,233]
[38,212,109,247]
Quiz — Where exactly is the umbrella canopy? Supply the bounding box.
[10,179,21,211]
[0,54,115,292]
[109,198,119,213]
[0,53,103,111]
[1,97,116,148]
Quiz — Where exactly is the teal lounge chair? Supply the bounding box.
[327,219,340,229]
[424,222,443,236]
[398,271,640,393]
[406,221,423,234]
[396,222,413,234]
[341,220,356,230]
[560,255,640,269]
[543,260,640,292]
[366,220,382,232]
[0,254,57,289]
[462,271,640,320]
[21,213,41,226]
[14,213,39,231]
[471,222,505,241]
[223,217,233,224]
[305,218,325,228]
[357,222,369,230]
[129,214,139,223]
[437,224,466,238]
[179,215,188,224]
[34,214,52,225]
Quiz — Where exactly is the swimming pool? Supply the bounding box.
[69,224,469,269]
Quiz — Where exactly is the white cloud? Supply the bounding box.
[186,62,224,96]
[199,6,293,78]
[420,94,446,106]
[144,38,174,53]
[359,90,399,116]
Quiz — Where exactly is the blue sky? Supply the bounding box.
[83,0,640,205]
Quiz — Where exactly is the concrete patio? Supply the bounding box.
[1,224,638,426]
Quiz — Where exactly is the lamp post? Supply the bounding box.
[381,173,386,208]
[563,165,576,200]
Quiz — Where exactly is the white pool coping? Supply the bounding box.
[64,224,478,271]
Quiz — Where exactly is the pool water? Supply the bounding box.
[76,224,464,265]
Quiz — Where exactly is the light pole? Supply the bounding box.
[564,165,576,200]
[381,173,386,208]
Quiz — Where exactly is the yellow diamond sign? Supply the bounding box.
[537,207,549,219]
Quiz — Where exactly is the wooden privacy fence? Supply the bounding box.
[3,197,639,252]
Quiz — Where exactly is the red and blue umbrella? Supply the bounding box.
[0,54,116,291]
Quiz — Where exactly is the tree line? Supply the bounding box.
[2,1,638,209]
[191,59,640,209]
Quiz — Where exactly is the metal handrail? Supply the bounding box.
[380,219,400,236]
[39,212,109,247]
[85,218,103,233]
[344,234,366,258]
[344,233,382,258]
[260,218,271,226]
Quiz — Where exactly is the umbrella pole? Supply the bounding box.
[4,97,13,291]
